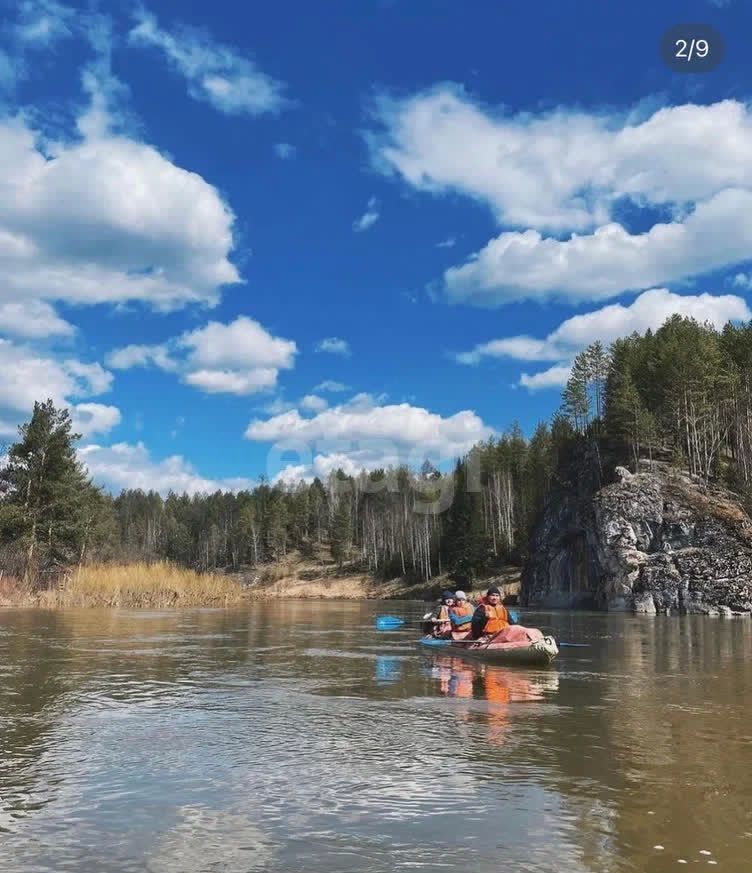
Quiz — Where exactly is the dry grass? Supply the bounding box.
[0,553,523,607]
[0,562,247,608]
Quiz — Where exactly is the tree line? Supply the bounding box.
[4,315,752,586]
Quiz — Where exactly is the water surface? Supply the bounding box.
[1,603,750,872]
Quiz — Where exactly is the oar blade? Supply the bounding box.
[375,615,405,630]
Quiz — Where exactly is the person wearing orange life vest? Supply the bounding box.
[429,590,455,638]
[471,585,510,640]
[448,590,474,640]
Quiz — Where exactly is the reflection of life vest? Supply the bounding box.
[449,666,473,698]
[479,603,510,635]
[484,671,512,705]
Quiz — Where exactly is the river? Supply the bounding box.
[0,603,750,872]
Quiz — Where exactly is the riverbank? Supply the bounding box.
[0,562,246,608]
[0,555,521,607]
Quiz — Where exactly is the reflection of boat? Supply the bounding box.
[418,625,559,666]
[428,657,559,746]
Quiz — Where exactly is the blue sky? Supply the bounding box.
[1,0,752,493]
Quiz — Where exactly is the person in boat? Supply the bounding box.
[471,585,511,640]
[428,590,455,638]
[448,590,474,640]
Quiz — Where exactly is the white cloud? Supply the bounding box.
[129,8,286,117]
[371,90,752,303]
[300,394,328,413]
[78,441,255,496]
[180,317,296,370]
[71,402,121,437]
[0,300,74,338]
[353,197,380,232]
[105,343,176,371]
[316,337,350,356]
[0,0,75,91]
[274,142,296,159]
[14,0,75,47]
[262,397,296,415]
[731,272,752,290]
[464,288,752,392]
[444,190,752,305]
[0,338,114,437]
[314,380,349,393]
[519,366,574,391]
[184,368,278,395]
[246,393,493,481]
[0,105,240,311]
[107,316,297,396]
[458,288,751,368]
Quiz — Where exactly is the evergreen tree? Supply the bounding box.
[0,400,104,584]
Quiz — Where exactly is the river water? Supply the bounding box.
[0,603,750,872]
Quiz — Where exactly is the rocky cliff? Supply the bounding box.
[522,459,752,615]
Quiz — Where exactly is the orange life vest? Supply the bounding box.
[449,602,474,639]
[481,603,510,636]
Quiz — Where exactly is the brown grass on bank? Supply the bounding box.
[0,562,246,608]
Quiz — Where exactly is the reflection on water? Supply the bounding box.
[0,604,751,872]
[426,655,560,746]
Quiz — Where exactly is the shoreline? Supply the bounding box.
[0,561,522,608]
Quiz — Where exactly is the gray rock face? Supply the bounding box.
[522,461,752,614]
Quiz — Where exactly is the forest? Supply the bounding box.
[3,314,752,587]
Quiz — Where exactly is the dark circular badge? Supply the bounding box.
[660,23,724,73]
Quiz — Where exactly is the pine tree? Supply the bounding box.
[562,351,591,432]
[0,400,103,584]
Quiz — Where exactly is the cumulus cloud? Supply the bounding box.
[71,402,121,437]
[129,8,286,116]
[0,107,239,310]
[316,337,350,356]
[460,288,752,391]
[519,366,574,391]
[353,197,380,232]
[444,190,752,304]
[79,441,255,496]
[0,338,111,414]
[246,393,493,482]
[371,90,752,303]
[107,316,297,396]
[299,394,328,413]
[0,300,74,338]
[0,337,115,436]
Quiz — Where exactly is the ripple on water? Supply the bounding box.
[1,606,751,872]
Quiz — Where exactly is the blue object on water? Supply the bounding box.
[508,609,520,624]
[559,642,590,648]
[417,637,450,648]
[375,615,405,630]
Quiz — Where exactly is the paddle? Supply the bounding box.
[375,615,405,630]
